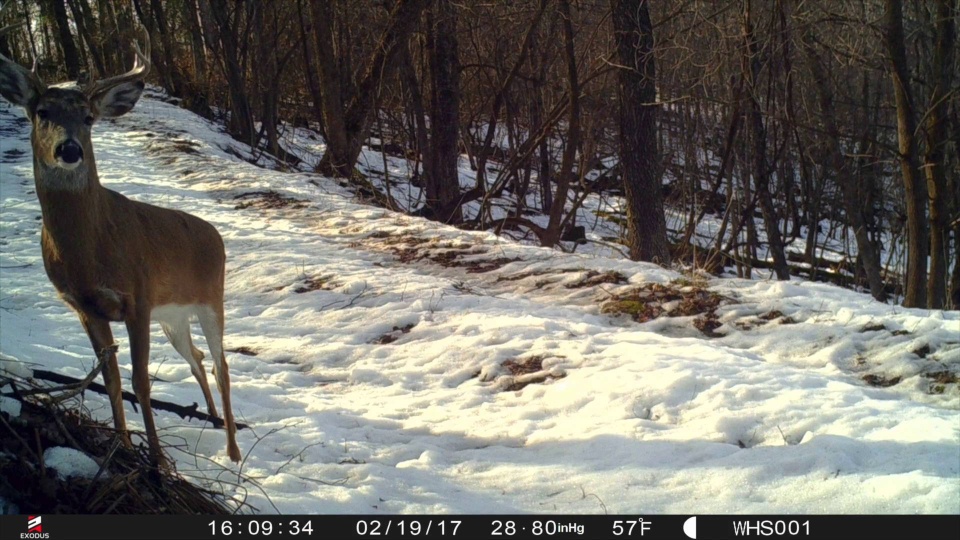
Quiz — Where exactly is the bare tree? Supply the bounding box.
[315,0,429,178]
[424,0,462,222]
[49,0,81,79]
[922,0,955,309]
[741,0,788,280]
[800,29,887,301]
[883,0,928,308]
[611,0,670,263]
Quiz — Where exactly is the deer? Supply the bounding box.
[0,21,240,466]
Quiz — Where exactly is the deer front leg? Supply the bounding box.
[79,315,130,448]
[125,313,167,469]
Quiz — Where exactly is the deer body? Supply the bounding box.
[2,29,240,465]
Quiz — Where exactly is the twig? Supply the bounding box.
[0,411,39,463]
[16,369,248,430]
[49,407,84,450]
[84,438,122,502]
[274,441,325,476]
[35,428,45,476]
[48,346,113,404]
[579,485,608,514]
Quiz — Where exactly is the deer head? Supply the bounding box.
[0,19,150,185]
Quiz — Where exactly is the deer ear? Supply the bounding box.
[0,54,43,108]
[92,80,145,118]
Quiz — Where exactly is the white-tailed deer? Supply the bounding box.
[0,21,240,465]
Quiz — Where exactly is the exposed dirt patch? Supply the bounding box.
[146,138,201,158]
[226,346,259,356]
[500,355,566,391]
[170,140,201,154]
[564,270,628,289]
[373,234,518,274]
[757,310,797,325]
[601,281,729,337]
[912,344,932,358]
[694,314,723,338]
[924,370,958,395]
[862,374,902,387]
[372,323,416,344]
[495,268,582,283]
[294,275,333,293]
[234,190,308,210]
[465,258,519,273]
[860,323,886,333]
[924,371,958,384]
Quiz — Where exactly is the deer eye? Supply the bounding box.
[36,109,49,120]
[84,115,94,126]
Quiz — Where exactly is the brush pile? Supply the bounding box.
[0,366,239,514]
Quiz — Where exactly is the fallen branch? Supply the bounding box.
[48,345,113,404]
[7,369,248,431]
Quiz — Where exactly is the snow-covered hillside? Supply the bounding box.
[0,93,957,514]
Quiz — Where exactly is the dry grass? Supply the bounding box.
[600,281,728,337]
[862,374,902,388]
[371,233,519,274]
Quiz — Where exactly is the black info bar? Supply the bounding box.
[1,514,958,540]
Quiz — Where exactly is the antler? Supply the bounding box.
[82,26,151,98]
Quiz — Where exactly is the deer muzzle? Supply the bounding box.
[54,139,84,168]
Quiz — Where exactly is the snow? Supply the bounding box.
[0,394,18,418]
[42,447,102,481]
[1,91,958,515]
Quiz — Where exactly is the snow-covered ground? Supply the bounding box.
[0,93,958,514]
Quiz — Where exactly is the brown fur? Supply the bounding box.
[0,75,241,465]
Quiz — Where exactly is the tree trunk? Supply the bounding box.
[610,0,671,263]
[49,0,81,79]
[99,0,125,74]
[542,0,582,248]
[950,100,960,309]
[923,0,954,309]
[800,33,887,301]
[471,0,549,197]
[65,0,105,77]
[199,0,255,145]
[316,0,430,178]
[742,0,788,280]
[424,0,462,222]
[296,0,326,139]
[883,0,928,308]
[398,43,430,186]
[310,0,351,176]
[150,0,186,96]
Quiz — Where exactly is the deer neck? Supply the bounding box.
[34,156,109,254]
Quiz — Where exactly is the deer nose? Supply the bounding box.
[54,140,84,164]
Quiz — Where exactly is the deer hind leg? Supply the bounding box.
[198,305,241,463]
[126,313,166,468]
[159,317,219,418]
[79,315,130,447]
